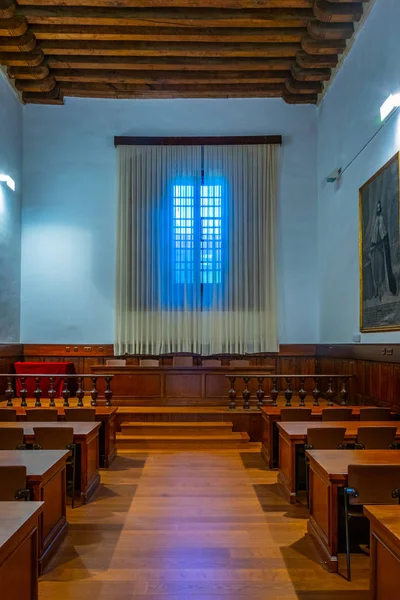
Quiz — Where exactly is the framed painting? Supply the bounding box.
[360,152,400,332]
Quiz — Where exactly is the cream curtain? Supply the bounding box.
[115,143,278,355]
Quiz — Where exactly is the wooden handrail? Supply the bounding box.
[226,374,352,378]
[0,373,114,377]
[1,374,114,408]
[225,374,353,410]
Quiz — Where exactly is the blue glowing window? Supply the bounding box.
[173,182,223,285]
[173,185,194,284]
[200,184,222,284]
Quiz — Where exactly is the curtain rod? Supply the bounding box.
[114,135,282,147]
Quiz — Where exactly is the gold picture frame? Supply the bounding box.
[359,151,400,332]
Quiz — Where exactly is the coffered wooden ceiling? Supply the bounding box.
[0,0,370,105]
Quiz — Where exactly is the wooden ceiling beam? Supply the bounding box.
[37,40,301,57]
[17,0,313,6]
[52,68,290,84]
[32,25,306,43]
[313,0,363,23]
[291,62,330,81]
[58,89,284,99]
[47,55,294,71]
[22,88,64,103]
[15,74,56,92]
[18,7,314,28]
[0,1,15,20]
[296,49,337,68]
[57,80,285,98]
[285,76,322,94]
[0,16,27,36]
[0,49,44,65]
[8,64,49,78]
[0,32,35,51]
[3,0,368,104]
[301,35,346,54]
[58,82,285,92]
[307,21,353,39]
[282,89,317,103]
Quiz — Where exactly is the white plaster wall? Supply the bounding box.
[21,98,318,344]
[0,74,22,342]
[317,0,400,343]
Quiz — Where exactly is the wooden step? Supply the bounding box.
[120,421,234,436]
[116,432,250,450]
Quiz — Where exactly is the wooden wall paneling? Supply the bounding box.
[164,373,202,398]
[392,365,400,412]
[316,345,400,410]
[277,356,316,393]
[354,359,365,405]
[0,344,23,397]
[379,362,393,408]
[16,343,400,411]
[365,361,380,405]
[18,344,314,404]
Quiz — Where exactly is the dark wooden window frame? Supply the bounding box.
[114,135,282,147]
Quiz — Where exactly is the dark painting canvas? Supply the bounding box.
[360,152,400,331]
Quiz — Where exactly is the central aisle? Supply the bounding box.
[40,450,369,599]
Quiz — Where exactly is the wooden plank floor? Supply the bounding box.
[39,450,370,599]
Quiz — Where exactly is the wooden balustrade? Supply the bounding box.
[0,374,114,407]
[225,374,352,410]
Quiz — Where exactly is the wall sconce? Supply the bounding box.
[380,93,400,122]
[0,174,15,191]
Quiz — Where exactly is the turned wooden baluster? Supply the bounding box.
[76,376,85,407]
[228,377,237,410]
[90,377,98,406]
[62,378,70,407]
[326,377,334,406]
[104,377,113,407]
[48,377,56,407]
[298,377,307,407]
[19,377,27,407]
[34,377,42,407]
[256,377,265,409]
[340,377,349,406]
[270,377,278,406]
[242,377,251,410]
[5,377,14,407]
[284,377,292,407]
[312,377,321,407]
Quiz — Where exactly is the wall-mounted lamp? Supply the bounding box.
[0,174,15,191]
[325,168,342,183]
[380,93,400,122]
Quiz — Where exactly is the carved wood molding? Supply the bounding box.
[284,0,364,103]
[0,0,15,20]
[317,344,400,365]
[0,0,370,104]
[0,344,23,358]
[22,343,317,358]
[0,0,62,101]
[0,16,27,36]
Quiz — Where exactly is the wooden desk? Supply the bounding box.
[0,502,44,600]
[0,451,68,573]
[364,505,400,600]
[306,449,400,572]
[11,404,117,468]
[277,421,400,504]
[0,422,101,504]
[261,405,363,469]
